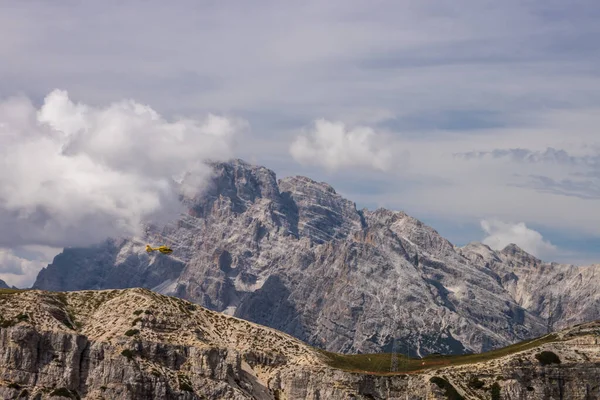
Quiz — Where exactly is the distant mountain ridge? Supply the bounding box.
[32,159,600,356]
[0,279,15,289]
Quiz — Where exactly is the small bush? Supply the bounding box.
[49,387,79,399]
[8,382,21,389]
[0,318,15,328]
[131,317,142,326]
[468,376,485,389]
[125,329,140,337]
[535,351,561,366]
[491,382,501,400]
[178,374,194,392]
[133,309,144,316]
[16,313,29,322]
[527,386,535,392]
[430,376,464,400]
[121,349,135,360]
[144,310,153,315]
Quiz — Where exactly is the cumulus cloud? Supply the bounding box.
[480,219,557,258]
[290,119,394,171]
[0,248,53,288]
[0,89,243,248]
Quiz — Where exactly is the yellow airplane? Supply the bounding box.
[145,244,173,254]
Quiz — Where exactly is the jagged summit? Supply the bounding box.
[501,243,533,257]
[31,159,600,359]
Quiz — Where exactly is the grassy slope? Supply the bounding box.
[319,333,560,375]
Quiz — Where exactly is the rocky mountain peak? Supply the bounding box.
[279,175,337,195]
[278,174,364,243]
[500,243,541,265]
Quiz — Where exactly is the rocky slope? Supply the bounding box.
[0,288,599,399]
[459,242,600,333]
[31,159,600,357]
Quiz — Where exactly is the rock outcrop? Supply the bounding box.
[31,159,600,357]
[0,288,599,399]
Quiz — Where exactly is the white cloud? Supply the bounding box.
[0,89,243,248]
[480,219,557,258]
[290,119,394,171]
[0,247,56,288]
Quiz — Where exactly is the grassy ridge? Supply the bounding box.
[320,333,560,375]
[0,288,29,295]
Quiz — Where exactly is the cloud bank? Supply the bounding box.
[290,119,393,171]
[0,247,55,288]
[481,219,557,258]
[0,89,242,249]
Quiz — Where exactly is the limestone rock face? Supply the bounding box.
[31,159,600,357]
[0,289,600,399]
[458,242,600,333]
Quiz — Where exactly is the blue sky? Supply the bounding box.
[1,0,600,286]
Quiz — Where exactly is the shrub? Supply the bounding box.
[178,374,194,392]
[124,329,140,337]
[0,318,15,328]
[133,309,144,316]
[535,351,561,366]
[429,376,464,400]
[468,376,485,389]
[8,382,21,389]
[491,382,501,400]
[121,349,135,360]
[16,313,29,322]
[49,387,80,399]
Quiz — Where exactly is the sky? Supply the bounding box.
[1,0,599,287]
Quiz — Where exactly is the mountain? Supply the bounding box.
[32,159,600,357]
[459,241,600,333]
[0,288,598,399]
[0,279,10,289]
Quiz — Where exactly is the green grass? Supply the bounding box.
[320,333,560,375]
[0,289,28,295]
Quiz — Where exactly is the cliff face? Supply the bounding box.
[459,242,600,333]
[0,288,599,400]
[31,159,600,357]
